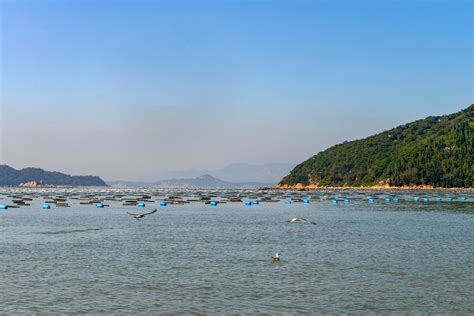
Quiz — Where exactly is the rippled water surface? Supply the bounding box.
[1,191,473,314]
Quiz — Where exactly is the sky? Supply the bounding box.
[0,0,472,181]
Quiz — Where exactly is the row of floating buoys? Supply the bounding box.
[244,200,261,206]
[0,192,468,211]
[55,195,472,209]
[50,201,166,209]
[412,197,466,202]
[320,196,467,204]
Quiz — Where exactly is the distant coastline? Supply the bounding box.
[0,165,107,187]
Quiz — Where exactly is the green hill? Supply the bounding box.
[279,105,474,188]
[0,165,107,187]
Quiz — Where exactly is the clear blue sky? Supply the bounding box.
[1,0,472,181]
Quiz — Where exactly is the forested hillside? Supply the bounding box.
[279,105,473,188]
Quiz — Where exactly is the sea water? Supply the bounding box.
[0,190,473,314]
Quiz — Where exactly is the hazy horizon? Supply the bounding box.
[1,0,472,181]
[1,161,296,183]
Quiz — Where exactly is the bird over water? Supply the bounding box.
[287,217,316,225]
[127,209,157,219]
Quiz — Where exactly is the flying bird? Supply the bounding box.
[287,217,316,225]
[127,209,157,219]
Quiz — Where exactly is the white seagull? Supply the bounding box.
[288,217,316,225]
[272,253,280,262]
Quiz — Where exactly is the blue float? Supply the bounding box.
[414,197,420,202]
[96,203,105,208]
[343,198,350,204]
[0,204,8,210]
[332,199,338,205]
[385,197,391,203]
[252,200,259,205]
[244,201,252,206]
[159,201,168,206]
[42,204,51,209]
[423,198,430,203]
[435,197,442,202]
[393,197,399,203]
[368,198,375,204]
[285,200,292,205]
[210,201,218,206]
[303,199,310,204]
[447,197,453,202]
[137,202,146,208]
[460,197,466,201]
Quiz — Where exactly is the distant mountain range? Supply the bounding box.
[108,163,294,188]
[279,104,473,188]
[0,165,107,187]
[150,163,294,183]
[108,174,273,189]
